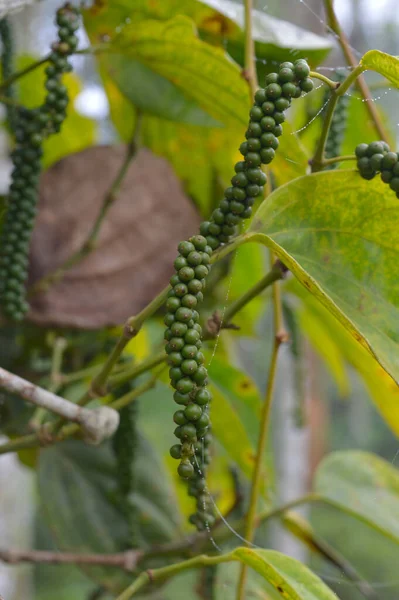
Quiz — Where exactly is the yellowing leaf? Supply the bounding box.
[361,50,399,87]
[249,170,399,384]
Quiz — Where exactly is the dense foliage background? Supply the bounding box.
[0,1,398,599]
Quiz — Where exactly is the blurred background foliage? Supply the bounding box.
[0,0,398,599]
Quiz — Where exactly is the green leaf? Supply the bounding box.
[288,278,399,436]
[231,548,338,599]
[16,55,96,168]
[199,0,332,66]
[110,16,249,127]
[361,50,399,87]
[38,438,182,593]
[314,451,399,544]
[209,358,261,448]
[248,170,399,384]
[99,53,221,126]
[209,362,259,480]
[272,121,309,186]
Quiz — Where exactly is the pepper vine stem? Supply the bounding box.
[0,55,50,92]
[309,71,338,89]
[323,0,390,144]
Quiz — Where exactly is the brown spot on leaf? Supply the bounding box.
[200,14,234,37]
[28,146,200,328]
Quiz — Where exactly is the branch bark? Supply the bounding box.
[0,548,141,571]
[0,367,119,444]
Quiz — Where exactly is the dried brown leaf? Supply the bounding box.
[28,145,200,328]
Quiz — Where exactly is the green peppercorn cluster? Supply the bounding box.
[324,72,349,170]
[0,17,17,131]
[356,141,399,196]
[0,4,79,321]
[113,400,139,548]
[165,59,314,530]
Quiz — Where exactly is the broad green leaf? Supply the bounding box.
[199,0,332,67]
[38,438,182,593]
[209,357,261,448]
[141,116,242,214]
[361,50,399,87]
[227,243,268,333]
[209,365,258,480]
[99,53,221,126]
[315,451,399,545]
[272,120,309,185]
[16,55,96,168]
[288,278,399,436]
[83,0,332,66]
[248,170,399,384]
[231,548,338,599]
[297,301,349,396]
[110,16,249,127]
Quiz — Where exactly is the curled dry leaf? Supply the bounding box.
[28,146,200,328]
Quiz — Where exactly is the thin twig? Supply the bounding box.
[324,0,390,144]
[0,55,50,92]
[0,548,142,571]
[0,367,119,445]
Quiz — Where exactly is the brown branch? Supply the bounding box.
[0,548,142,571]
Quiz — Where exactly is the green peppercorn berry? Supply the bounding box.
[174,256,187,270]
[250,106,263,121]
[186,279,202,295]
[178,241,195,256]
[178,461,194,479]
[275,97,291,112]
[239,141,249,156]
[199,222,211,236]
[245,152,262,167]
[208,223,221,237]
[196,413,210,429]
[273,111,285,125]
[180,423,197,440]
[230,201,245,214]
[246,122,262,137]
[185,328,200,344]
[265,72,279,85]
[171,319,189,336]
[393,163,399,177]
[175,307,193,323]
[182,295,197,309]
[260,148,275,164]
[181,345,197,359]
[170,274,180,287]
[186,251,202,267]
[176,377,195,394]
[261,101,275,116]
[261,116,276,131]
[168,352,183,366]
[294,60,310,79]
[194,265,209,280]
[232,172,248,188]
[231,186,246,202]
[170,444,182,459]
[381,152,398,169]
[178,266,195,282]
[192,366,207,384]
[170,367,183,383]
[174,391,190,405]
[166,297,180,313]
[212,209,225,225]
[193,388,210,405]
[278,67,295,83]
[196,352,205,365]
[254,88,267,105]
[282,82,297,97]
[260,132,279,149]
[266,83,282,99]
[206,236,219,250]
[247,168,266,184]
[369,154,384,171]
[389,177,399,192]
[174,410,188,425]
[235,161,246,172]
[367,141,385,156]
[381,170,393,183]
[184,403,202,421]
[246,184,260,197]
[356,144,369,159]
[181,360,198,376]
[225,213,240,226]
[173,283,188,298]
